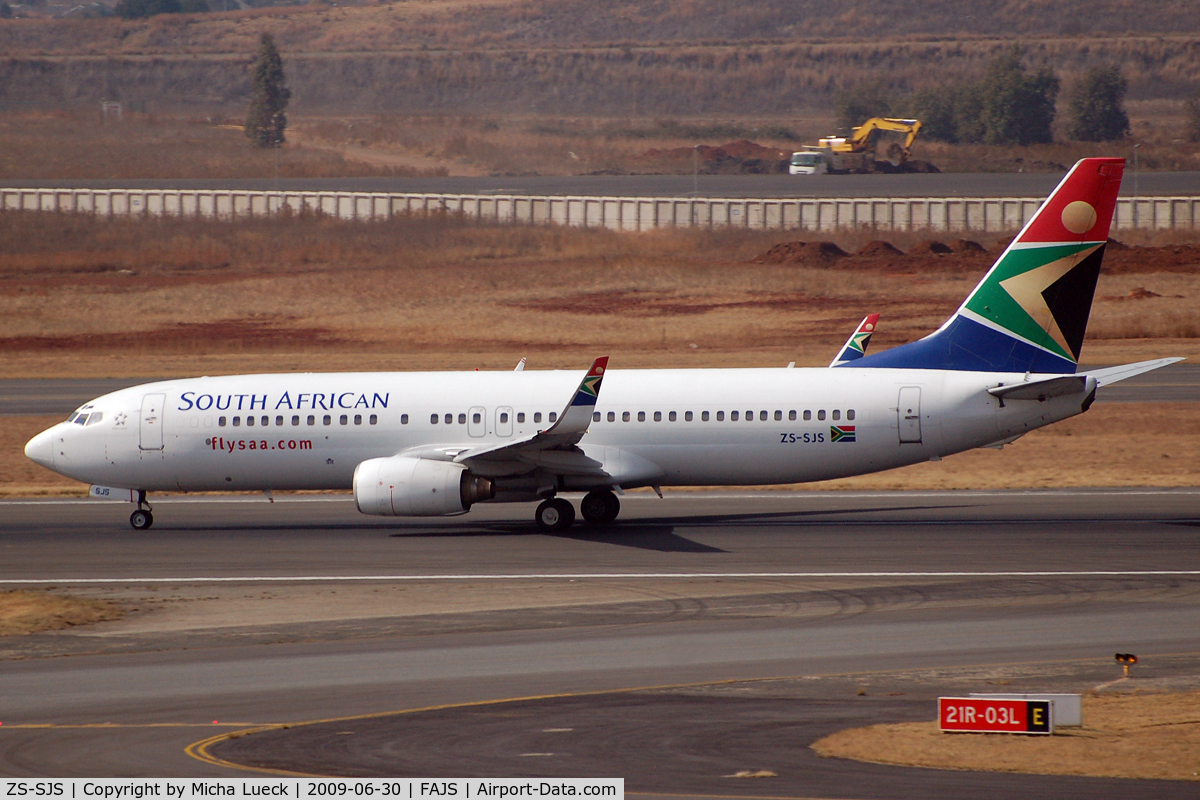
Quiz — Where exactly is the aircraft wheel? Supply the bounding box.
[580,490,620,524]
[130,509,154,530]
[535,498,575,532]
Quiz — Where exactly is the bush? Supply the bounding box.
[1067,65,1130,141]
[113,0,207,18]
[835,81,893,132]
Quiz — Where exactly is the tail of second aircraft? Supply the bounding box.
[849,157,1125,374]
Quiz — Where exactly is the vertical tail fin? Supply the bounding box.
[830,314,880,367]
[849,158,1124,373]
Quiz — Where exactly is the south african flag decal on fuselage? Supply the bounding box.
[830,425,856,443]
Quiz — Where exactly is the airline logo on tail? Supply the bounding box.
[848,158,1125,374]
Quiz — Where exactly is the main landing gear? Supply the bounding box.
[535,489,621,532]
[129,490,154,530]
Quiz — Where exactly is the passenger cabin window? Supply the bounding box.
[308,415,316,425]
[716,411,724,421]
[369,414,378,425]
[847,410,856,421]
[832,410,840,421]
[474,412,483,424]
[669,411,677,422]
[534,412,542,423]
[701,411,709,421]
[500,412,509,423]
[444,414,452,425]
[292,415,300,426]
[818,410,826,420]
[276,416,284,426]
[804,410,812,421]
[774,410,782,421]
[607,412,615,422]
[789,410,797,421]
[459,413,467,424]
[261,416,268,426]
[340,415,348,425]
[323,415,332,425]
[760,410,768,421]
[516,412,524,423]
[354,415,362,425]
[622,412,630,422]
[746,410,753,421]
[684,411,693,421]
[638,412,646,422]
[246,416,255,427]
[233,417,241,426]
[549,412,557,422]
[219,416,227,427]
[731,411,739,421]
[400,414,409,425]
[593,412,601,422]
[431,414,439,424]
[654,411,662,422]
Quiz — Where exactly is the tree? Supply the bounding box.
[245,34,291,149]
[834,81,892,132]
[979,49,1058,146]
[1067,65,1130,141]
[1186,94,1200,143]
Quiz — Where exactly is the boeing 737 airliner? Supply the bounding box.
[25,158,1180,531]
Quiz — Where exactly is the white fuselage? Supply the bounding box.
[29,366,1090,497]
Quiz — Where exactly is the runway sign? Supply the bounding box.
[970,692,1081,726]
[939,697,1053,734]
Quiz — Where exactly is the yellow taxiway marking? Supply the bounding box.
[185,649,1200,776]
[2,722,261,729]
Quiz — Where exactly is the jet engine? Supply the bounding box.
[353,456,494,516]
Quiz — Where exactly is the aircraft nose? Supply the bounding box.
[25,427,57,469]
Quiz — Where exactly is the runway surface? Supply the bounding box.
[2,362,1196,416]
[0,490,1198,797]
[5,172,1198,198]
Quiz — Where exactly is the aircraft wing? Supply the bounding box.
[448,356,610,474]
[830,314,880,367]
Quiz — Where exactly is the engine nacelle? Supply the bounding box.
[353,456,494,517]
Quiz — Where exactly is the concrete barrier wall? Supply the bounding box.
[2,187,1195,232]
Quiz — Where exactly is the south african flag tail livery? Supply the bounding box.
[849,158,1121,374]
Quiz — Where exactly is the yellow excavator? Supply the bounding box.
[790,117,923,175]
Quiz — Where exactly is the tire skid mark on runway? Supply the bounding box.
[2,570,1199,585]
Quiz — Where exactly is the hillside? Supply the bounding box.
[0,1,1199,118]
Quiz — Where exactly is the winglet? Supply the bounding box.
[547,356,609,436]
[831,314,880,367]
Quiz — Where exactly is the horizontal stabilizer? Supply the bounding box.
[1082,357,1185,387]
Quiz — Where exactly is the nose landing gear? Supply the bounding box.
[129,490,154,530]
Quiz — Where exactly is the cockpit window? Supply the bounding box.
[66,412,79,423]
[74,413,89,426]
[85,412,104,426]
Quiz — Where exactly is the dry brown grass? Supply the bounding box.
[0,211,1195,364]
[813,688,1200,782]
[0,589,123,636]
[0,111,446,181]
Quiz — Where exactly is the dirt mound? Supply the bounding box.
[911,240,953,254]
[640,140,790,175]
[752,240,848,264]
[1107,238,1129,250]
[952,239,986,252]
[857,240,904,257]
